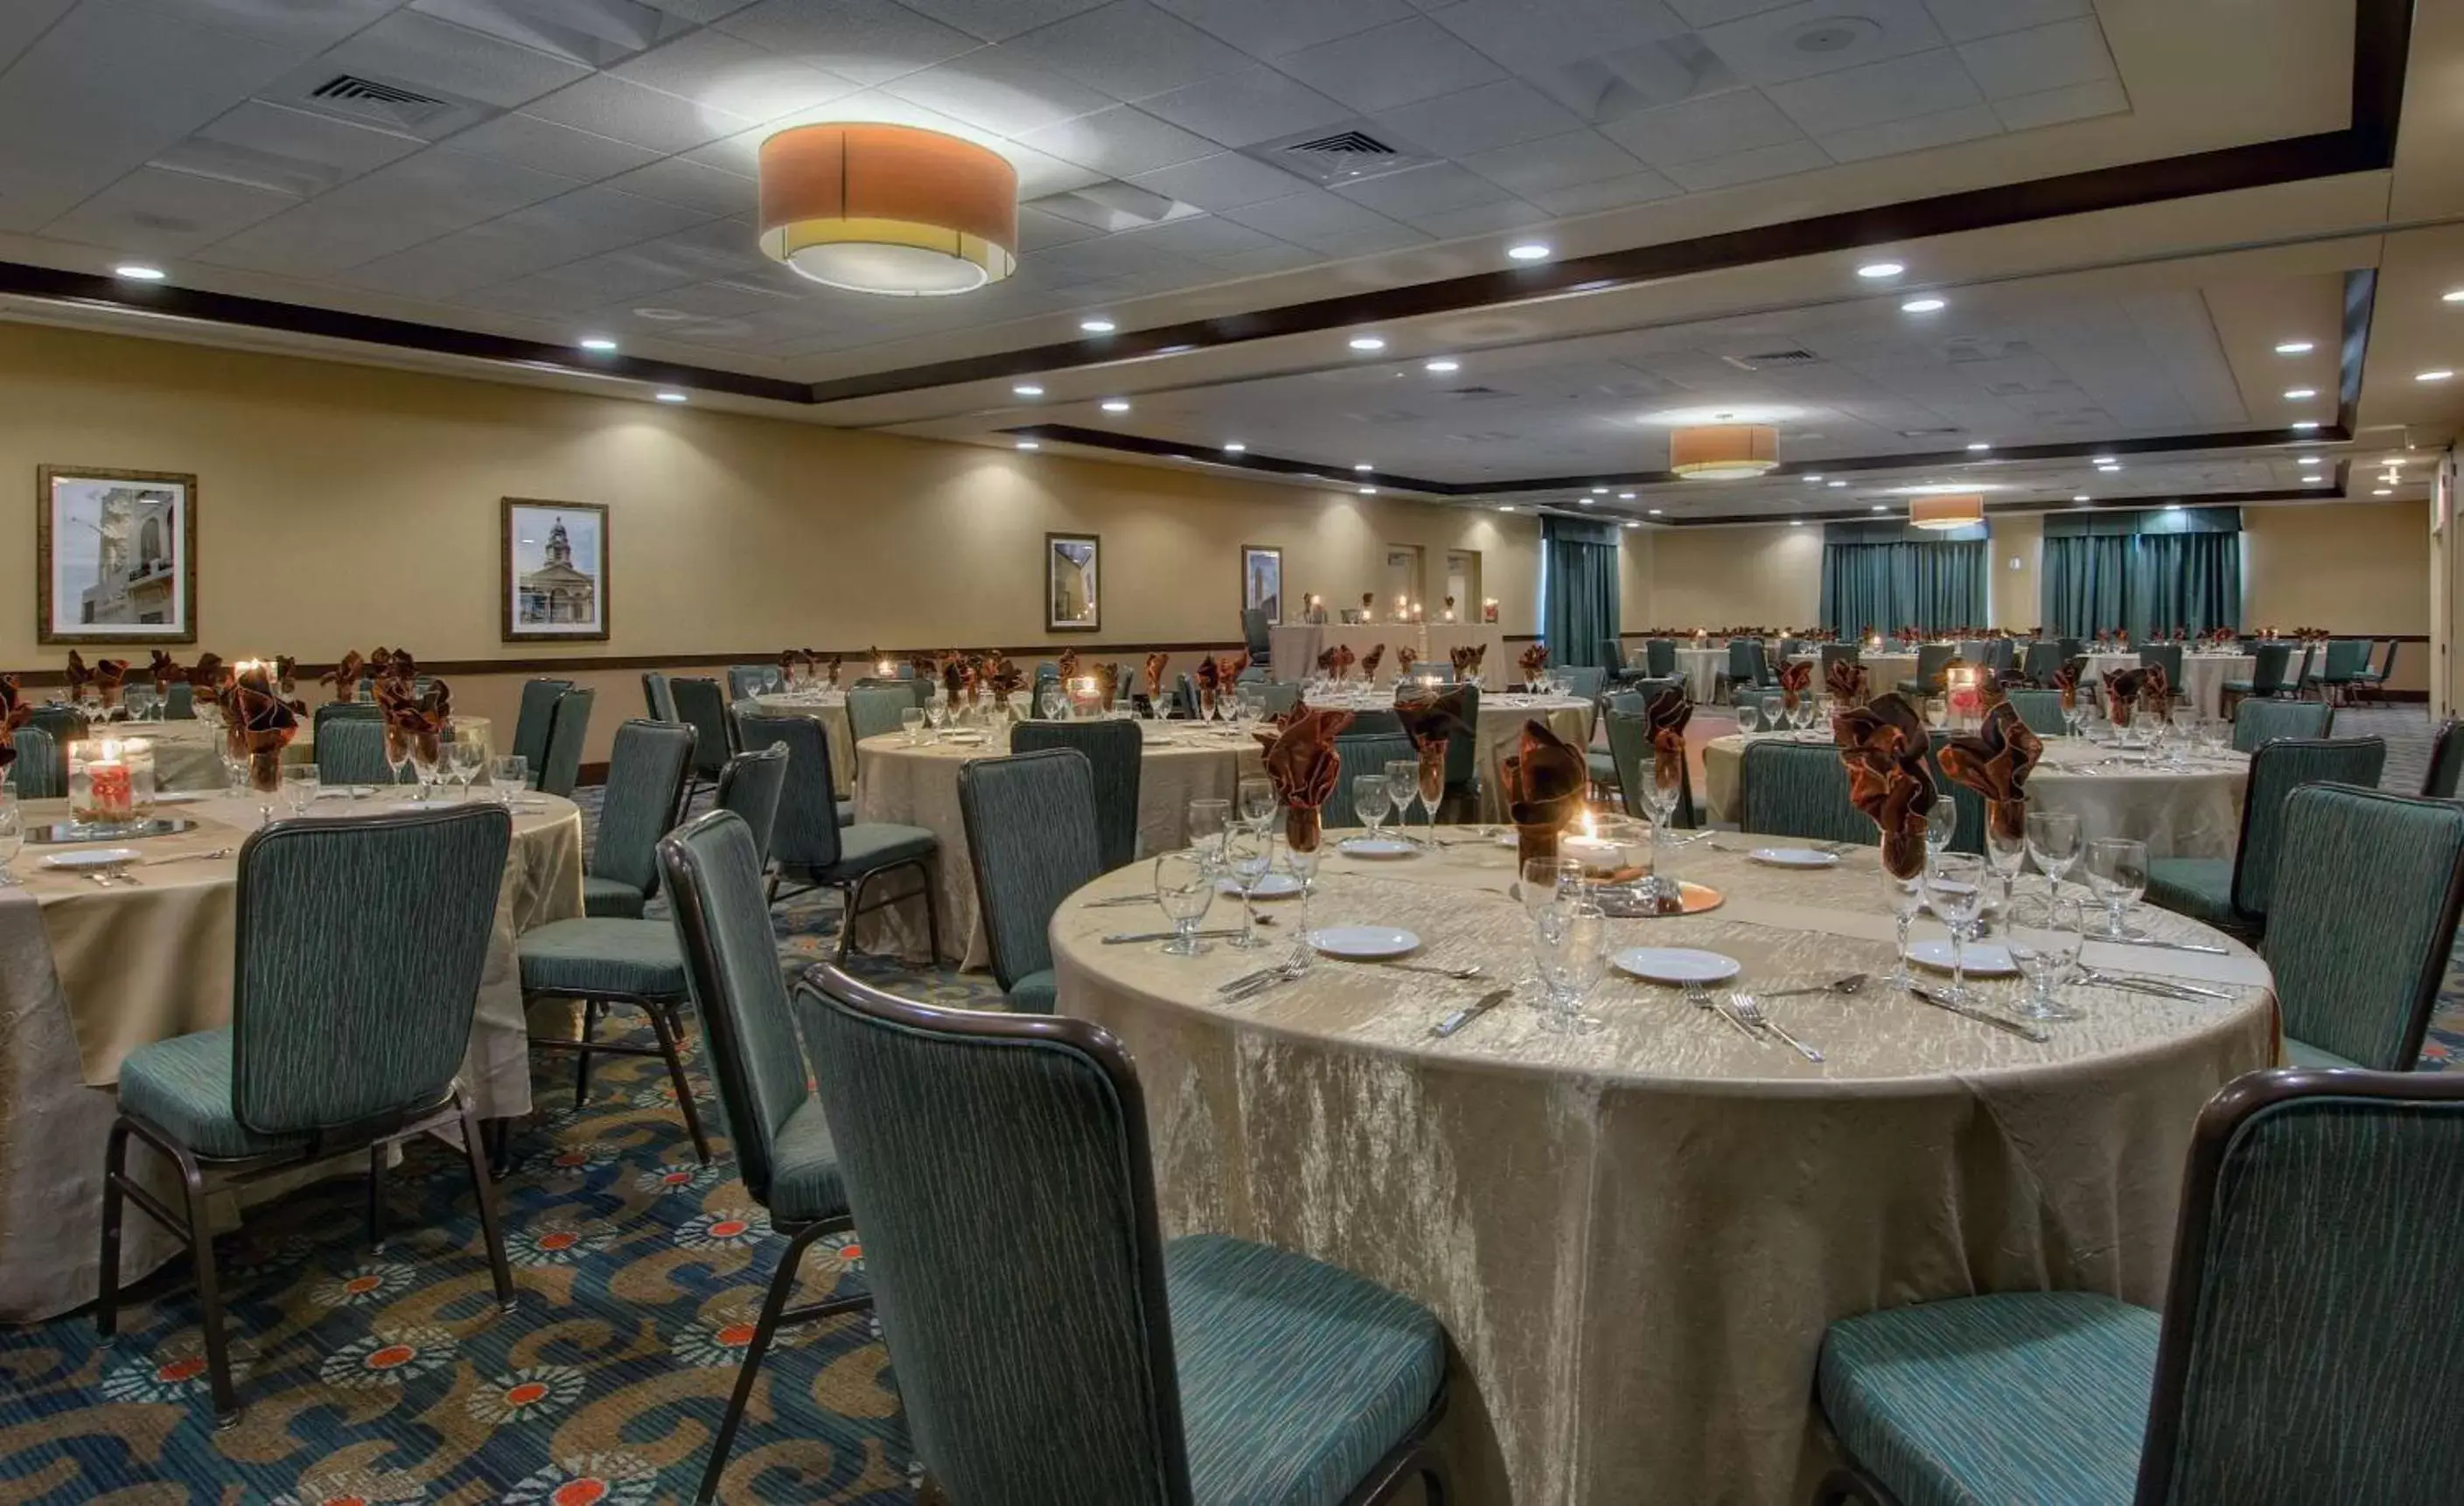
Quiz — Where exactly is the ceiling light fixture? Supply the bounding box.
[1016,440,1039,450]
[1224,441,1246,452]
[113,263,167,281]
[1579,498,1595,505]
[1804,473,1824,482]
[1101,398,1130,413]
[1506,242,1551,261]
[1498,505,1517,512]
[1424,358,1459,373]
[1901,296,1945,313]
[2274,340,2314,354]
[2444,289,2464,303]
[1966,442,1991,451]
[1789,519,1804,526]
[757,123,1016,296]
[1591,485,1609,494]
[2376,487,2393,496]
[2284,387,2316,400]
[1827,479,1847,488]
[1870,505,1888,512]
[2292,421,2321,430]
[2309,473,2330,483]
[1670,423,1780,479]
[578,336,618,352]
[2419,369,2455,382]
[1909,493,1984,530]
[2299,455,2322,465]
[653,391,688,403]
[1081,317,1117,333]
[2163,503,2182,512]
[1012,383,1044,397]
[1649,507,1665,515]
[1355,463,1375,472]
[1349,335,1386,352]
[1857,261,1905,279]
[1618,492,1636,499]
[1358,486,1378,495]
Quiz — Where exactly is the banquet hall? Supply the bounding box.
[4,1,2464,1502]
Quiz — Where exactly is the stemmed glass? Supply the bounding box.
[2084,838,2148,939]
[1924,852,1988,1001]
[1532,899,1608,1034]
[283,763,320,819]
[1283,809,1323,940]
[2004,892,2084,1021]
[900,708,926,744]
[2026,810,2081,897]
[1040,687,1066,721]
[1236,775,1275,835]
[1383,758,1419,843]
[409,737,443,802]
[1985,815,2028,921]
[2063,697,2087,740]
[491,755,528,805]
[1153,851,1216,955]
[1417,750,1446,835]
[924,696,947,741]
[219,742,250,800]
[1520,857,1581,928]
[1351,775,1392,844]
[0,791,21,887]
[1186,798,1230,866]
[1923,796,1957,866]
[1736,700,1762,737]
[1881,867,1923,990]
[449,736,486,801]
[1221,826,1274,952]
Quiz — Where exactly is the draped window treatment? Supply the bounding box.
[1541,515,1623,667]
[1818,521,1987,636]
[2040,508,2241,638]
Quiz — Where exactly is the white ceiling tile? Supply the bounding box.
[1662,136,1827,190]
[1990,75,2128,132]
[1401,197,1552,240]
[1152,0,1411,60]
[1461,129,1649,195]
[1427,0,1689,73]
[607,27,862,121]
[522,74,756,152]
[1692,0,1948,86]
[1330,162,1511,220]
[1218,186,1400,241]
[876,49,1117,136]
[1818,101,2001,162]
[1005,142,1109,198]
[1016,105,1220,178]
[1134,63,1353,148]
[0,0,71,73]
[1665,0,1797,23]
[322,10,594,109]
[1032,232,1206,282]
[1301,221,1430,257]
[637,0,764,20]
[1765,48,1980,136]
[600,156,754,215]
[1368,80,1587,160]
[332,222,577,296]
[490,184,715,256]
[531,248,711,300]
[149,0,401,51]
[1523,166,1681,215]
[411,0,693,66]
[1002,1,1259,101]
[631,276,804,317]
[330,145,585,221]
[1016,204,1106,248]
[1270,17,1504,115]
[1126,150,1316,210]
[677,123,770,175]
[154,100,426,199]
[1923,0,2089,44]
[459,274,613,316]
[900,0,1113,43]
[40,164,298,254]
[1600,87,1803,167]
[713,0,981,88]
[626,219,773,276]
[1958,17,2114,100]
[1113,213,1281,257]
[1203,240,1319,275]
[446,111,663,179]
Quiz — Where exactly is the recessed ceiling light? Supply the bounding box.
[1827,479,1847,487]
[2309,473,2330,483]
[1618,492,1636,499]
[2073,494,2090,503]
[1354,462,1374,471]
[578,336,618,352]
[2284,387,2316,400]
[1423,358,1459,373]
[2298,455,2322,465]
[1648,507,1665,515]
[2274,340,2313,354]
[2163,503,2182,512]
[2376,487,2393,496]
[1224,441,1246,452]
[1100,398,1130,413]
[2292,420,2321,430]
[2091,454,2115,464]
[653,390,688,403]
[1016,440,1039,450]
[2419,369,2454,382]
[1498,505,1517,512]
[1080,317,1117,334]
[1591,485,1609,493]
[1789,519,1804,526]
[1349,335,1386,352]
[2445,289,2464,303]
[1857,261,1905,279]
[1966,442,1990,451]
[1358,485,1378,495]
[1506,241,1551,261]
[1622,520,1639,529]
[1901,296,1945,313]
[1870,505,1888,512]
[2096,464,2120,472]
[1579,498,1595,505]
[1804,473,1824,482]
[113,263,166,281]
[1012,383,1044,397]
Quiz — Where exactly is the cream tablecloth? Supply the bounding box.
[1054,835,2277,1504]
[64,721,319,793]
[748,692,858,797]
[851,725,1265,967]
[1271,624,1504,681]
[0,791,583,1320]
[1308,692,1592,822]
[2083,652,2254,722]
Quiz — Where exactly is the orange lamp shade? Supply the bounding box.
[757,123,1018,296]
[1909,494,1986,529]
[1669,423,1779,478]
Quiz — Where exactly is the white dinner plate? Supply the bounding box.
[1909,939,2019,977]
[941,732,987,745]
[1612,946,1742,984]
[1309,925,1420,959]
[43,847,141,871]
[1750,846,1839,868]
[1337,836,1416,859]
[1218,872,1302,898]
[152,790,212,804]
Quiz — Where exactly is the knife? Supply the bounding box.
[1102,927,1246,945]
[2098,936,2229,956]
[1909,986,2052,1043]
[1432,987,1515,1038]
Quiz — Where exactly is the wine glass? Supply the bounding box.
[283,763,320,819]
[1881,866,1923,990]
[1221,826,1274,952]
[1532,900,1608,1034]
[900,708,926,745]
[1383,758,1419,842]
[449,736,486,801]
[220,742,250,799]
[1186,798,1230,871]
[2004,892,2084,1021]
[1520,856,1581,930]
[0,791,21,887]
[1417,749,1446,833]
[408,738,443,803]
[1923,796,1957,860]
[491,754,529,805]
[1736,699,1762,737]
[1924,852,1988,1001]
[1985,816,2028,919]
[2084,838,2147,939]
[1351,774,1392,843]
[1236,775,1275,834]
[1283,809,1323,939]
[924,697,947,739]
[2026,810,2081,896]
[1153,851,1216,956]
[2063,697,2087,740]
[1040,687,1066,721]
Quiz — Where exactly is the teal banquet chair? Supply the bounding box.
[725,664,772,701]
[2220,641,2293,709]
[2137,641,2183,684]
[4,724,63,797]
[2422,718,2464,798]
[2230,697,2330,753]
[669,676,736,804]
[313,717,407,788]
[98,805,518,1426]
[534,686,594,798]
[958,749,1103,1014]
[712,743,788,869]
[734,714,854,880]
[842,685,914,776]
[1738,741,1872,847]
[510,676,571,774]
[1896,643,1954,697]
[580,720,694,918]
[642,669,680,723]
[2144,736,2384,936]
[1606,710,1697,829]
[799,963,1451,1506]
[1325,734,1417,826]
[757,720,941,965]
[1011,718,1142,871]
[2001,688,2067,738]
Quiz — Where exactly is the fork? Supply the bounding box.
[1730,994,1824,1062]
[1222,941,1313,1002]
[1686,984,1760,1040]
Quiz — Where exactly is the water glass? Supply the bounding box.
[1153,851,1216,955]
[925,699,948,737]
[1881,866,1923,989]
[1351,774,1392,840]
[1186,798,1231,870]
[1985,819,2028,917]
[0,791,21,887]
[1383,758,1419,839]
[900,708,926,744]
[1418,751,1446,831]
[280,763,319,819]
[1237,775,1276,833]
[449,736,486,800]
[2026,809,2082,895]
[1222,826,1274,952]
[2084,837,2148,939]
[1532,901,1608,1034]
[1923,852,1988,1000]
[491,755,529,803]
[1736,700,1762,736]
[1520,857,1581,929]
[2004,893,2084,1021]
[1923,796,1957,858]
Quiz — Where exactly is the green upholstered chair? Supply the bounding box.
[313,718,408,789]
[1606,711,1696,829]
[2230,696,2331,753]
[2002,688,2067,737]
[4,725,63,798]
[734,714,851,866]
[2222,641,2294,708]
[520,925,711,1162]
[798,963,1450,1506]
[534,687,593,798]
[1645,638,1677,678]
[1242,607,1273,666]
[1324,735,1417,827]
[753,720,939,965]
[164,683,194,719]
[2301,638,2369,703]
[1255,681,1302,717]
[843,686,913,775]
[725,665,773,701]
[583,720,694,919]
[1738,742,1872,846]
[642,670,679,723]
[2019,641,2063,684]
[510,677,570,776]
[958,749,1102,1014]
[2138,642,2184,683]
[1561,665,1608,702]
[2422,718,2464,799]
[713,743,788,870]
[669,676,735,799]
[1344,708,1404,739]
[2054,636,2084,665]
[1723,639,1762,703]
[99,805,517,1425]
[1012,718,1142,872]
[1816,1068,2464,1506]
[1819,643,1861,675]
[1895,644,1955,697]
[2145,736,2386,935]
[310,700,381,750]
[658,812,871,1505]
[2350,638,2398,703]
[2266,784,2464,1071]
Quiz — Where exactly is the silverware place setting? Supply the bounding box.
[1753,973,1867,1001]
[1334,958,1483,980]
[1728,994,1824,1063]
[1430,986,1515,1038]
[2070,966,2233,1002]
[1908,985,2051,1042]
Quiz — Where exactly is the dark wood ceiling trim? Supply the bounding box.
[2336,266,2377,435]
[1664,486,2339,529]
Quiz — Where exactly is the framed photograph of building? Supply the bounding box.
[1240,544,1282,624]
[1046,531,1100,632]
[503,498,609,642]
[37,465,198,645]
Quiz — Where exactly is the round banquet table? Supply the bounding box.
[1305,689,1592,822]
[1700,729,2249,859]
[748,691,858,796]
[2083,652,2254,722]
[1672,645,1727,702]
[1053,832,2279,1504]
[850,723,1265,967]
[0,789,584,1321]
[66,719,319,792]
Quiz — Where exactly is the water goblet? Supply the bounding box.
[0,791,21,887]
[1923,796,1956,860]
[1985,815,2028,918]
[1237,775,1276,834]
[1186,798,1231,871]
[1283,809,1324,938]
[900,708,926,744]
[449,736,486,801]
[409,740,443,803]
[1153,851,1217,956]
[1924,852,1989,1001]
[491,755,528,805]
[2026,809,2081,896]
[1351,775,1393,842]
[1532,900,1608,1034]
[1735,700,1762,737]
[1383,758,1419,840]
[2084,837,2148,939]
[1881,866,1923,990]
[2004,892,2084,1021]
[925,698,947,739]
[1222,826,1274,951]
[283,763,320,819]
[1520,857,1581,930]
[1418,750,1446,833]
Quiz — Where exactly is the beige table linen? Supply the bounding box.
[1702,732,2249,859]
[1053,836,2275,1505]
[748,692,858,797]
[851,725,1264,967]
[1272,624,1504,682]
[2084,652,2253,722]
[68,721,318,793]
[0,792,583,1321]
[1309,692,1593,823]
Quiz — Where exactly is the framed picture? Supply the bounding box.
[503,498,610,642]
[36,465,198,645]
[1046,531,1100,633]
[1240,544,1282,624]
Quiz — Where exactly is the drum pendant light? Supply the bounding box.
[1908,494,1986,529]
[757,123,1018,296]
[1669,424,1780,478]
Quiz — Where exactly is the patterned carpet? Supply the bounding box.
[2,707,2454,1502]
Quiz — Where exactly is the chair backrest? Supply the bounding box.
[725,665,772,701]
[2425,719,2464,799]
[1254,682,1300,717]
[1912,643,1955,689]
[511,677,571,773]
[29,706,87,745]
[641,670,678,723]
[1985,638,2015,673]
[734,712,844,873]
[2139,643,2185,682]
[1441,681,1482,789]
[803,966,1196,1501]
[2002,688,2067,737]
[3,725,62,798]
[536,687,593,797]
[1725,638,1761,683]
[1241,608,1271,658]
[1561,665,1608,703]
[2021,642,2062,682]
[2321,638,2370,680]
[1344,708,1404,738]
[2134,1069,2464,1505]
[669,676,734,779]
[2376,638,2400,680]
[591,719,695,897]
[2230,737,2388,919]
[2055,636,2084,664]
[2232,697,2330,753]
[1645,638,1677,677]
[1325,734,1417,826]
[164,683,194,720]
[958,750,1104,994]
[231,805,511,1136]
[1604,711,1696,828]
[1819,643,1860,673]
[2246,641,2293,694]
[845,686,913,756]
[714,744,789,868]
[311,701,382,749]
[314,718,404,787]
[1738,741,1874,846]
[2263,784,2464,1071]
[1010,720,1142,872]
[660,811,824,1212]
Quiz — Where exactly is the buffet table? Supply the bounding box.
[1269,624,1504,680]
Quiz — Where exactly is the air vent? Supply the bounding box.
[306,73,454,128]
[1441,385,1510,399]
[1247,121,1440,187]
[1291,129,1396,158]
[1722,349,1822,371]
[1898,427,1965,439]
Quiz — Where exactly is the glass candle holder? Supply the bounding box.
[68,736,156,824]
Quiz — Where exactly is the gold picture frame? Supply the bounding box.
[36,464,199,645]
[503,498,611,642]
[1046,531,1100,633]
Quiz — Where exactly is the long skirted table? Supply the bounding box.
[746,691,859,796]
[1053,835,2277,1503]
[0,791,583,1321]
[1268,624,1504,680]
[2081,652,2255,722]
[1303,689,1594,823]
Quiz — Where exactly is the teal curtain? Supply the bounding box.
[1819,526,1986,637]
[2041,507,2240,638]
[1542,515,1622,667]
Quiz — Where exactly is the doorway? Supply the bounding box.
[1444,551,1479,622]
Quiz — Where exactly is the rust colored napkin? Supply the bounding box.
[0,676,28,777]
[375,674,450,770]
[1256,704,1355,851]
[1517,643,1548,684]
[1316,646,1337,678]
[1056,649,1079,685]
[1396,645,1420,678]
[1645,686,1690,792]
[66,651,92,703]
[1218,652,1248,686]
[1093,661,1120,710]
[1359,644,1385,682]
[1449,645,1480,680]
[1834,692,1937,880]
[149,650,179,698]
[227,660,305,792]
[1825,659,1869,708]
[90,658,129,709]
[1144,652,1169,700]
[1195,656,1221,698]
[273,655,299,700]
[1329,644,1356,681]
[323,651,365,702]
[1398,687,1471,808]
[1499,718,1587,865]
[188,652,231,704]
[2050,661,2082,711]
[940,656,973,704]
[983,655,1023,702]
[1777,659,1811,712]
[1939,701,2042,843]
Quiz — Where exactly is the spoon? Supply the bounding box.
[1752,973,1868,1001]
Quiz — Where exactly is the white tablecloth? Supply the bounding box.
[747,692,857,796]
[1270,624,1504,681]
[2083,652,2255,722]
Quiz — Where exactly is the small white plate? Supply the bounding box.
[1909,939,2019,977]
[42,847,141,871]
[1750,846,1839,868]
[1337,836,1416,859]
[1309,925,1420,959]
[1218,872,1302,898]
[941,732,988,745]
[152,790,212,804]
[1613,946,1742,984]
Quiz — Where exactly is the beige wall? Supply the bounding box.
[1637,523,1825,629]
[2242,499,2430,694]
[0,323,1539,758]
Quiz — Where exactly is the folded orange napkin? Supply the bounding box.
[323,651,365,702]
[1938,701,2042,843]
[89,657,129,709]
[1144,652,1169,700]
[1396,687,1470,805]
[1645,687,1690,792]
[1517,643,1548,684]
[1093,661,1120,710]
[1777,659,1811,712]
[65,651,92,703]
[374,673,449,770]
[227,660,306,791]
[1824,659,1869,708]
[1396,645,1420,678]
[149,650,179,698]
[1056,649,1079,684]
[2050,661,2081,711]
[1499,718,1587,865]
[188,652,231,704]
[1217,652,1248,686]
[1833,692,1937,880]
[1359,644,1385,682]
[1256,704,1355,850]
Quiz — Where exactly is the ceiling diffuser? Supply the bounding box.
[757,123,1018,296]
[1669,423,1779,478]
